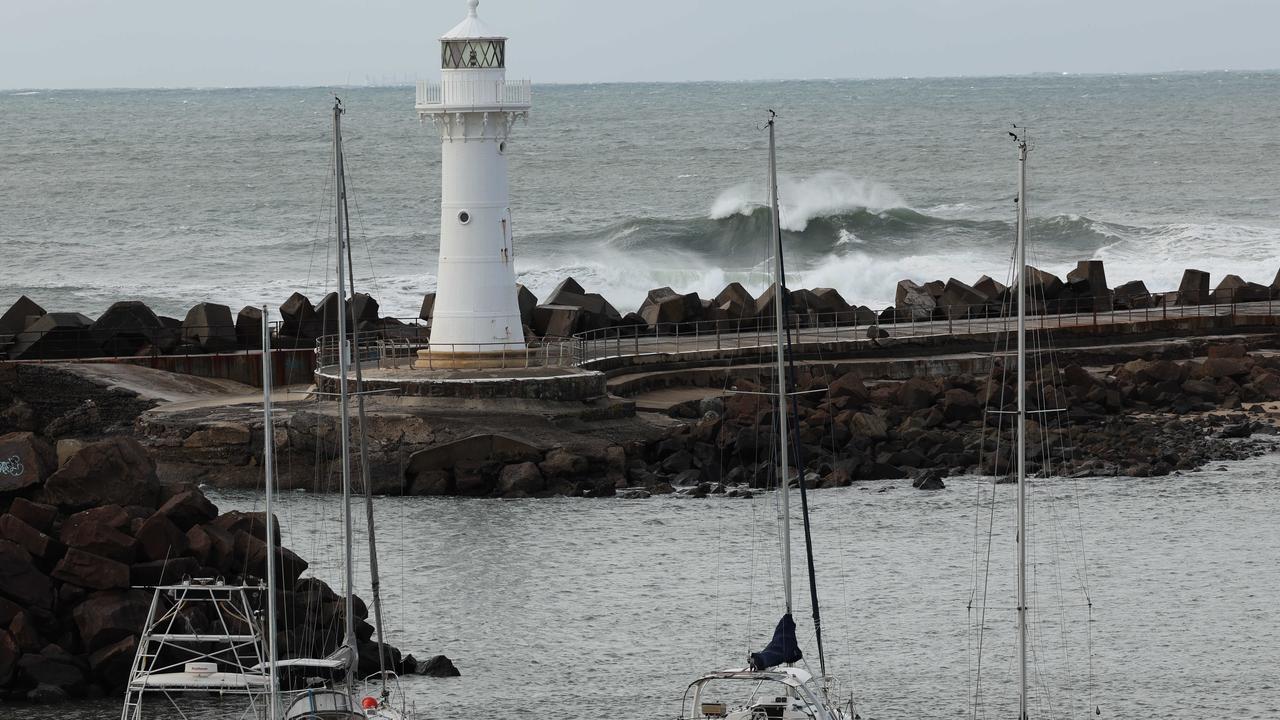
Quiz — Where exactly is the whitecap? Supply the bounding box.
[708,171,908,232]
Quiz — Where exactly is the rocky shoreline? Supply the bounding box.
[0,423,454,704]
[2,335,1278,702]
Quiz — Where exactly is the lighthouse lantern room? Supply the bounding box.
[416,0,530,362]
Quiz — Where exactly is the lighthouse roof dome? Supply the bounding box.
[442,0,506,40]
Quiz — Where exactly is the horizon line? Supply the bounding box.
[3,66,1278,94]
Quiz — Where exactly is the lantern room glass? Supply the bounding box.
[442,40,505,69]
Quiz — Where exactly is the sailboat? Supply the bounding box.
[967,128,1097,720]
[273,99,412,720]
[117,315,281,720]
[119,102,409,720]
[680,113,852,720]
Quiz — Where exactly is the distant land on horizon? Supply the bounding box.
[5,66,1279,93]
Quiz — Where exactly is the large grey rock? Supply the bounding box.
[0,296,46,338]
[91,301,171,356]
[72,589,154,653]
[895,280,936,321]
[853,306,878,325]
[0,540,53,610]
[41,436,160,512]
[497,461,545,495]
[0,432,57,494]
[52,548,131,590]
[181,302,237,352]
[8,312,96,360]
[1177,269,1210,305]
[939,278,987,319]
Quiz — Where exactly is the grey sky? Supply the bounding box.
[3,0,1277,89]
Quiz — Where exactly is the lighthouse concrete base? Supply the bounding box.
[314,363,606,402]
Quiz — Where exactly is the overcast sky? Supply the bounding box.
[3,0,1277,89]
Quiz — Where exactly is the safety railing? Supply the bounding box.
[315,332,582,372]
[571,287,1279,365]
[415,78,531,109]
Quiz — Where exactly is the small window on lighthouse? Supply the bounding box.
[457,211,471,224]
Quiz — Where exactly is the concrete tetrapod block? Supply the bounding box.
[547,277,586,300]
[544,290,620,332]
[1066,260,1112,311]
[349,293,380,326]
[181,302,237,353]
[895,280,936,321]
[515,285,537,329]
[419,292,436,325]
[1177,269,1210,305]
[91,301,171,356]
[0,296,46,338]
[531,304,580,338]
[1210,274,1271,304]
[810,287,851,315]
[939,278,988,320]
[713,283,755,318]
[1112,280,1152,310]
[973,275,1008,304]
[279,292,320,339]
[9,313,96,360]
[641,287,700,328]
[235,306,264,350]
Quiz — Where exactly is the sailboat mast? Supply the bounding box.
[1014,131,1029,720]
[767,113,793,615]
[260,307,279,720]
[332,99,358,689]
[341,220,390,697]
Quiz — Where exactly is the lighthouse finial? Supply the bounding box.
[467,0,478,17]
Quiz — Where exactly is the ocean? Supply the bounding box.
[4,71,1280,320]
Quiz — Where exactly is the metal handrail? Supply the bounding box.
[569,286,1277,364]
[314,332,582,371]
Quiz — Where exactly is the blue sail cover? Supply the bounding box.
[749,613,803,670]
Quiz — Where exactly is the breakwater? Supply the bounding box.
[4,260,1278,367]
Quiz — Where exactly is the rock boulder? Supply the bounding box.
[0,431,57,494]
[42,436,159,511]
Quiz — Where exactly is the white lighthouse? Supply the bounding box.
[416,0,530,363]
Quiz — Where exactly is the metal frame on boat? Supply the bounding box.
[121,578,273,720]
[681,668,849,720]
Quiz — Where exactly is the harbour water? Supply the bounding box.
[22,451,1279,719]
[4,71,1280,318]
